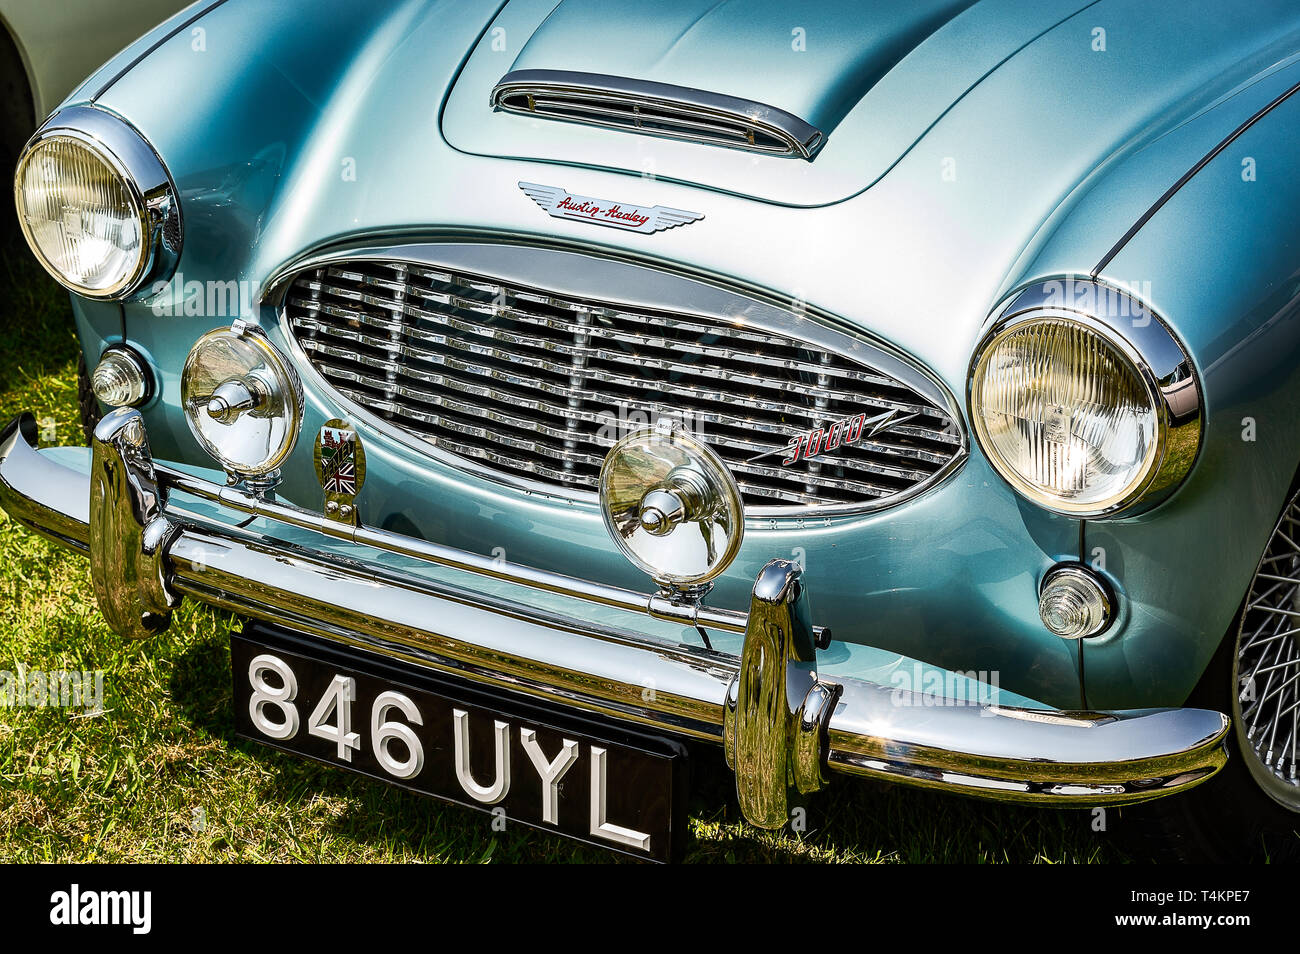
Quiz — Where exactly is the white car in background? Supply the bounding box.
[1,0,186,236]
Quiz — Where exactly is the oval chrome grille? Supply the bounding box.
[281,258,964,512]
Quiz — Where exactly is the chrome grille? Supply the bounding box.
[283,260,963,512]
[490,70,825,160]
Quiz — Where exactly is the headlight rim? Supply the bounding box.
[13,105,182,301]
[967,280,1202,519]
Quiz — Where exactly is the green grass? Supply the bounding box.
[0,240,1136,863]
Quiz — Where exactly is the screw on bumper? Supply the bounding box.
[0,409,1236,826]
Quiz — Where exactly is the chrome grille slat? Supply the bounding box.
[295,284,902,389]
[330,371,932,484]
[284,258,963,512]
[297,315,947,426]
[310,267,894,374]
[310,270,807,349]
[338,387,886,507]
[524,98,789,153]
[292,291,917,407]
[298,327,952,439]
[406,424,851,506]
[527,98,759,138]
[300,346,954,467]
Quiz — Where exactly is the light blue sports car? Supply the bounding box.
[4,0,1300,861]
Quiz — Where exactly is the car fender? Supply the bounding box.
[1021,69,1300,708]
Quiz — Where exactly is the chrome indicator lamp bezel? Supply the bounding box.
[1038,563,1114,639]
[15,105,182,301]
[967,279,1202,519]
[91,344,153,409]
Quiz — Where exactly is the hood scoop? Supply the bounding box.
[490,69,826,159]
[443,0,1100,206]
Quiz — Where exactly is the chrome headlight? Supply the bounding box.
[969,281,1201,517]
[181,323,303,487]
[13,106,180,299]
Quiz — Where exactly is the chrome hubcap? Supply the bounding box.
[1235,501,1300,809]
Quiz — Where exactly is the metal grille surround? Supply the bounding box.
[282,259,963,513]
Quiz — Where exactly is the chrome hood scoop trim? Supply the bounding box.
[490,70,826,159]
[496,0,978,137]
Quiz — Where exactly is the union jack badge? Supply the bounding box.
[313,418,367,525]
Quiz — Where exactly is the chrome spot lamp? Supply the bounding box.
[180,320,303,494]
[598,418,744,609]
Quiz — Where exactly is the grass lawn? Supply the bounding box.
[0,239,1137,863]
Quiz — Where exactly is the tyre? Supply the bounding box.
[1129,493,1300,861]
[0,27,36,247]
[77,354,104,446]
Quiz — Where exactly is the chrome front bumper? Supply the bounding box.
[0,410,1231,827]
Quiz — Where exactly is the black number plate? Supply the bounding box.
[231,626,687,862]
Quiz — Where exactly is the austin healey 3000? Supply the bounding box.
[5,0,1300,861]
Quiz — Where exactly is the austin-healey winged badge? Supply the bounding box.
[519,182,703,234]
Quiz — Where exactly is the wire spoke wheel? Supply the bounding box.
[1234,500,1300,810]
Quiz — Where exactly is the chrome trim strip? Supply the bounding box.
[1092,76,1300,279]
[88,0,232,102]
[490,70,826,160]
[0,413,1230,806]
[265,242,969,520]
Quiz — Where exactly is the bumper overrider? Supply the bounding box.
[0,408,1230,831]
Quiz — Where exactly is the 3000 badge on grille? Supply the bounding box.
[231,628,686,861]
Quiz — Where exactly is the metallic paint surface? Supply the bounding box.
[37,0,1300,710]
